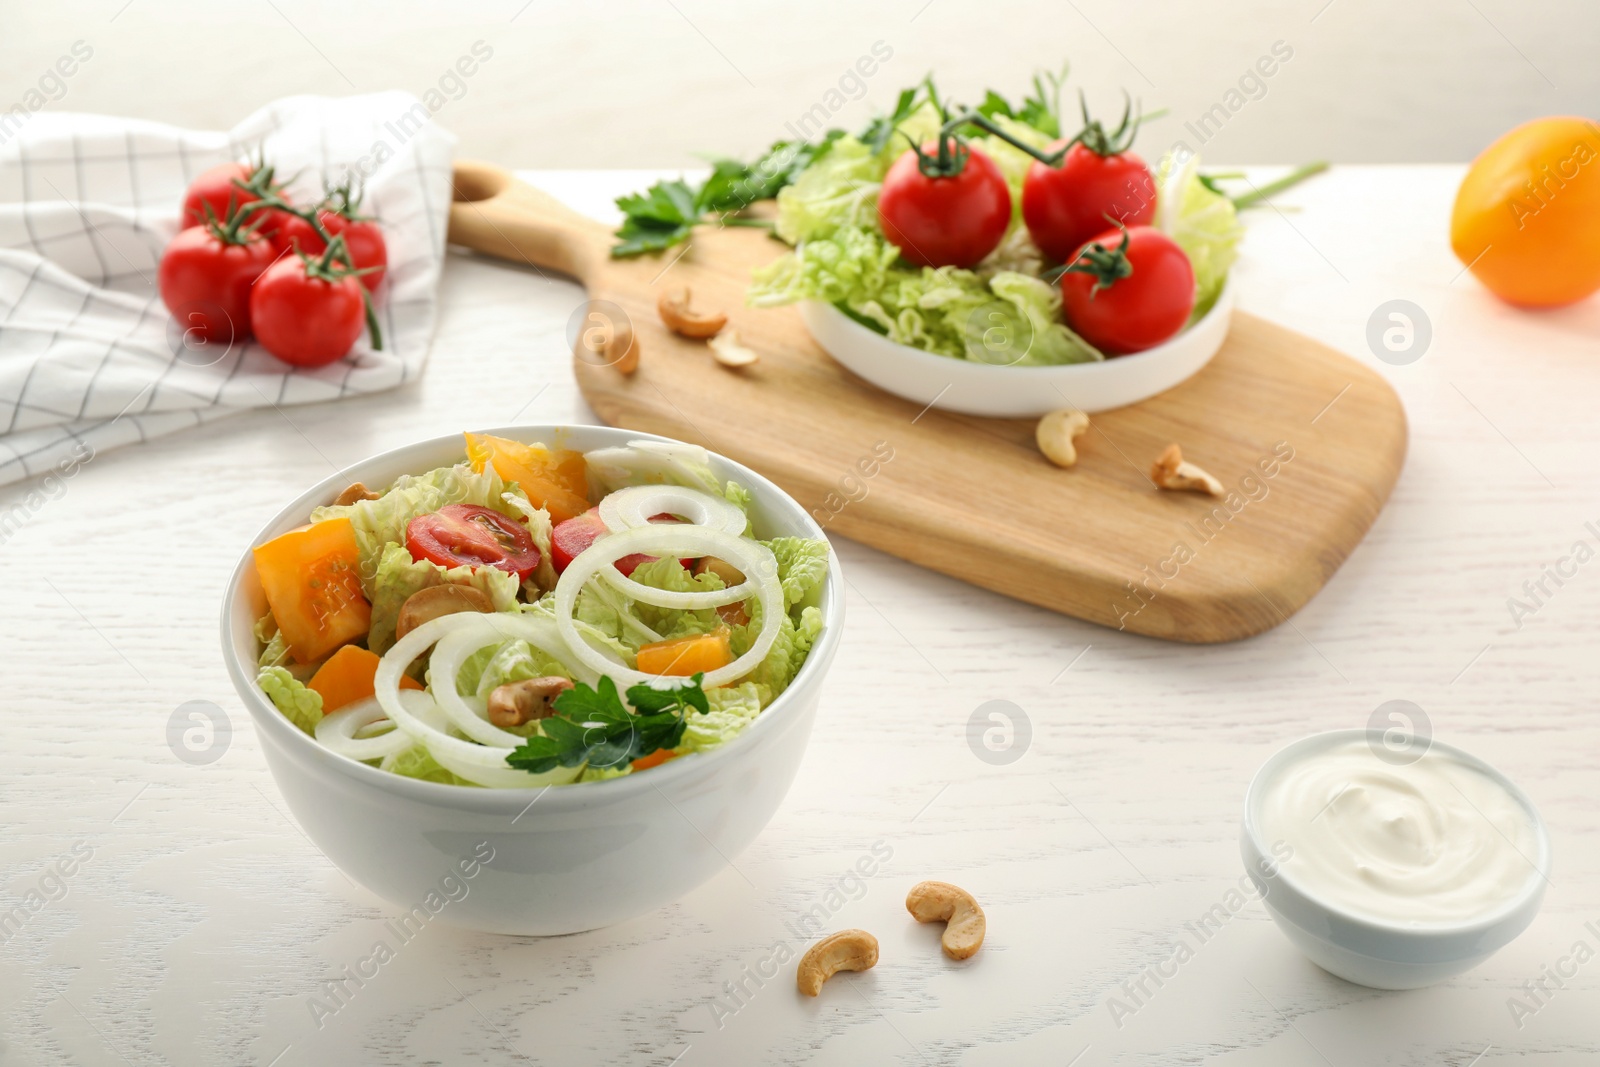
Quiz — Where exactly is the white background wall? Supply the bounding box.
[1,0,1595,169]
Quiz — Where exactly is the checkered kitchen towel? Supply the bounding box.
[0,92,454,487]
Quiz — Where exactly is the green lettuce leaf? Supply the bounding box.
[500,492,559,594]
[366,541,521,655]
[311,462,516,596]
[1155,152,1243,319]
[258,666,323,735]
[675,682,766,754]
[738,605,824,703]
[772,135,887,245]
[764,537,829,609]
[749,228,1099,365]
[389,745,472,786]
[627,557,727,641]
[456,637,573,698]
[254,614,292,669]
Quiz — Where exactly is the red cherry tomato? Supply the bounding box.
[551,509,607,573]
[181,162,294,242]
[1023,142,1157,262]
[406,504,541,580]
[1059,226,1195,355]
[275,211,388,292]
[249,253,368,368]
[550,508,690,576]
[877,144,1011,269]
[157,224,276,344]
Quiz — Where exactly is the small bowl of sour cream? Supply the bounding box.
[1241,729,1551,990]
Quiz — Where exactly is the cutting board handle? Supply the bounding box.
[447,160,611,284]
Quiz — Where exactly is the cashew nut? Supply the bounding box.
[796,929,879,996]
[333,482,380,506]
[905,881,986,960]
[1150,443,1223,497]
[707,330,760,368]
[1036,409,1091,468]
[487,676,574,728]
[657,287,728,339]
[394,584,495,641]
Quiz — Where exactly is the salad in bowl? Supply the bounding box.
[224,426,841,933]
[247,431,829,789]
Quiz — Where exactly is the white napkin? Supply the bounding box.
[0,92,455,488]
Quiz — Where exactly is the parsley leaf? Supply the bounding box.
[612,179,701,256]
[504,673,711,775]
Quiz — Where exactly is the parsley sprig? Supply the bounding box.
[611,84,931,258]
[504,673,711,775]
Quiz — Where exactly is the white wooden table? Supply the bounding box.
[3,167,1598,1066]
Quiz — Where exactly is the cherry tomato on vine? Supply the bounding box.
[877,142,1011,269]
[406,504,542,580]
[158,213,277,345]
[276,211,388,290]
[1058,225,1195,355]
[249,239,372,368]
[181,161,294,242]
[274,182,388,291]
[1023,142,1157,263]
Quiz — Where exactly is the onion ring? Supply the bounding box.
[598,484,746,536]
[554,524,782,689]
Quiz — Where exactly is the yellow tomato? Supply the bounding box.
[1451,116,1600,307]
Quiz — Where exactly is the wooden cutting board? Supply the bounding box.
[447,160,1407,643]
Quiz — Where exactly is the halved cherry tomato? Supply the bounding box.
[252,517,371,664]
[406,504,541,580]
[1023,141,1157,262]
[877,143,1011,268]
[550,507,688,576]
[1059,225,1195,355]
[464,433,590,522]
[636,627,733,677]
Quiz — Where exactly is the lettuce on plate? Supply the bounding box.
[1155,152,1244,318]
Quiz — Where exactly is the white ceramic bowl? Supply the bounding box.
[801,278,1234,418]
[1240,730,1550,989]
[222,425,843,935]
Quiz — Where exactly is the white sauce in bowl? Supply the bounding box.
[1259,739,1541,925]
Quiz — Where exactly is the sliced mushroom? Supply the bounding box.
[334,482,380,506]
[657,287,728,339]
[394,584,495,642]
[487,676,574,728]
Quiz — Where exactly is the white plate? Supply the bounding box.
[801,278,1235,418]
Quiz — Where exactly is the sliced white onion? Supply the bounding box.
[554,524,783,689]
[598,484,746,536]
[373,614,583,787]
[583,441,722,496]
[316,697,412,762]
[428,614,582,748]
